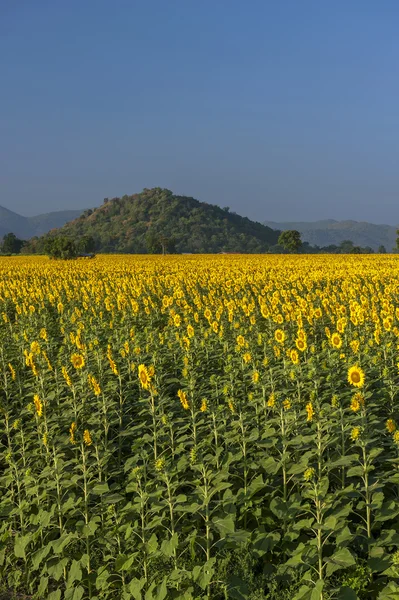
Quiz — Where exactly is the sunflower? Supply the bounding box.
[386,419,396,434]
[330,332,342,349]
[177,389,189,410]
[290,349,299,364]
[236,335,245,347]
[274,329,285,344]
[83,429,92,446]
[306,402,314,422]
[33,394,43,417]
[347,365,365,388]
[71,353,85,369]
[350,426,361,442]
[296,338,307,352]
[350,392,365,412]
[138,364,151,390]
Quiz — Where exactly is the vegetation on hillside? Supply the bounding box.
[24,188,281,254]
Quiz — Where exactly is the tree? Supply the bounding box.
[145,231,176,254]
[2,232,24,254]
[378,245,387,254]
[44,236,78,259]
[277,230,302,253]
[78,235,96,253]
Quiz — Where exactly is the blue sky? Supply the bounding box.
[1,1,399,223]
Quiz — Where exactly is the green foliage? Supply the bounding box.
[278,230,302,253]
[44,236,79,259]
[25,188,281,254]
[1,232,24,254]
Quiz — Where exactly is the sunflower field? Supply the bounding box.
[2,254,399,600]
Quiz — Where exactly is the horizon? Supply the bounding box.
[2,2,399,223]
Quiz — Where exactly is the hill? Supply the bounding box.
[30,188,280,254]
[264,219,398,251]
[0,205,84,239]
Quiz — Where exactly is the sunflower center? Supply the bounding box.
[351,372,361,383]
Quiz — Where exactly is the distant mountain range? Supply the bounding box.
[264,219,398,251]
[0,205,85,239]
[27,188,280,254]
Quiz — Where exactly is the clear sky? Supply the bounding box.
[1,1,399,223]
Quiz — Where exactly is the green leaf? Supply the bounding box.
[155,577,168,600]
[325,548,355,576]
[38,576,48,596]
[64,586,84,600]
[213,515,235,535]
[311,580,324,600]
[31,542,52,570]
[129,577,145,600]
[253,531,280,555]
[378,581,399,599]
[293,585,312,600]
[52,532,74,554]
[67,559,82,586]
[161,533,178,557]
[197,558,216,590]
[337,587,358,600]
[147,533,158,554]
[14,534,30,559]
[92,482,110,495]
[47,591,62,600]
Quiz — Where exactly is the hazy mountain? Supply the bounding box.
[30,188,281,254]
[0,206,85,239]
[264,219,398,251]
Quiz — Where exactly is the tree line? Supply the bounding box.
[1,229,399,258]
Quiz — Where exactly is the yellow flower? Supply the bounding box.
[178,389,190,410]
[138,364,151,389]
[8,363,16,381]
[252,371,260,383]
[200,398,207,412]
[236,335,245,347]
[306,402,314,422]
[33,394,42,417]
[304,467,316,482]
[350,426,361,442]
[69,422,77,444]
[290,349,299,364]
[386,419,396,434]
[393,431,399,446]
[330,332,342,349]
[350,392,365,412]
[155,457,165,472]
[274,329,285,344]
[30,341,41,354]
[347,365,365,388]
[88,374,101,396]
[283,398,291,411]
[71,353,85,369]
[62,366,72,387]
[267,392,275,408]
[243,352,251,363]
[83,429,92,446]
[296,338,307,352]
